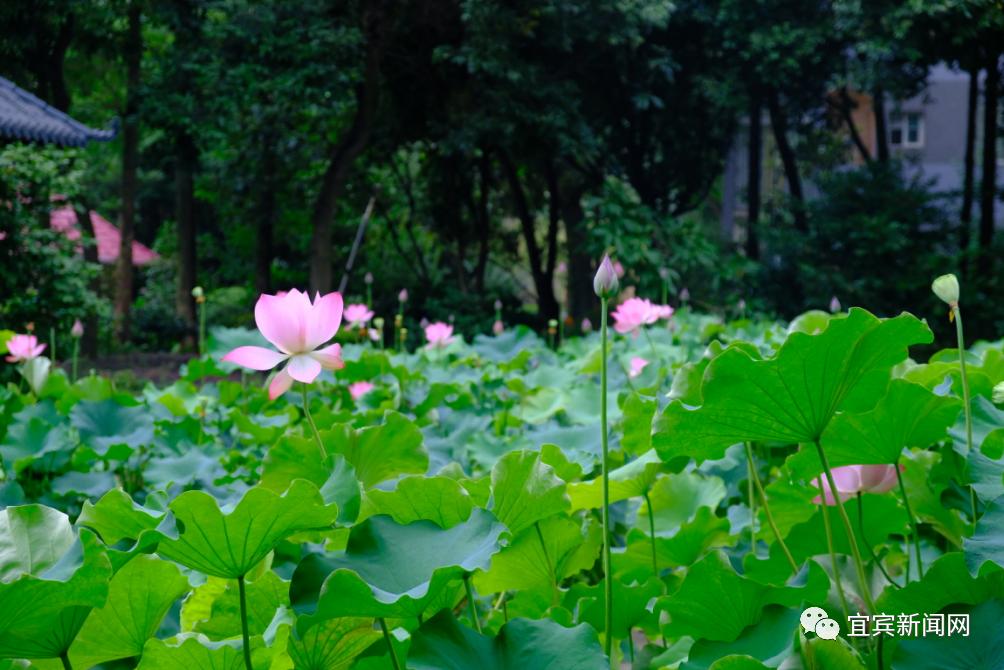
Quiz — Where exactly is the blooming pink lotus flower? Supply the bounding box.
[629,356,649,378]
[222,289,344,400]
[492,320,504,335]
[349,381,374,400]
[425,322,455,348]
[812,464,901,505]
[5,334,46,362]
[611,297,672,335]
[344,304,374,328]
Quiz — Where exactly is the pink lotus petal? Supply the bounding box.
[344,304,374,327]
[425,322,455,347]
[268,367,294,400]
[286,354,323,383]
[4,334,45,362]
[857,464,901,493]
[255,293,304,354]
[611,297,661,334]
[349,381,374,400]
[311,343,344,371]
[222,346,287,371]
[306,292,343,350]
[629,356,649,378]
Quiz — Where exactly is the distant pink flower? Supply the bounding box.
[611,297,671,335]
[492,320,504,335]
[629,356,649,378]
[581,318,593,333]
[349,381,374,400]
[70,319,84,338]
[812,464,901,505]
[398,289,408,303]
[223,289,344,400]
[344,304,374,328]
[5,334,46,362]
[425,322,454,348]
[613,261,625,278]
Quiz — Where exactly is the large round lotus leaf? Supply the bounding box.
[893,600,1004,669]
[292,509,505,627]
[286,617,381,670]
[408,611,607,670]
[157,480,338,579]
[0,506,111,659]
[654,309,931,463]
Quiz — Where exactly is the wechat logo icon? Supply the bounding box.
[801,607,840,640]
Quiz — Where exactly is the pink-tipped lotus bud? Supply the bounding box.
[829,296,841,313]
[492,320,504,335]
[582,318,593,332]
[399,288,408,303]
[420,317,429,329]
[931,274,959,306]
[593,256,620,299]
[494,299,502,311]
[679,287,690,303]
[365,272,374,285]
[70,319,84,338]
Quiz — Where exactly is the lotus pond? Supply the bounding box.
[1,298,1003,670]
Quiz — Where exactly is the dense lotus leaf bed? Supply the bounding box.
[0,306,1002,669]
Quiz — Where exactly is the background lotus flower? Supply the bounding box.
[70,319,84,338]
[829,296,841,313]
[629,356,649,378]
[5,334,46,362]
[344,304,374,328]
[492,320,504,335]
[349,381,374,400]
[223,289,344,400]
[398,288,408,303]
[611,297,661,335]
[581,318,593,332]
[813,464,901,505]
[652,304,674,320]
[425,322,454,348]
[593,256,620,298]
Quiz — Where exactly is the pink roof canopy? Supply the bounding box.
[50,205,158,265]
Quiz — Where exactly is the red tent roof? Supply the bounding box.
[50,206,158,266]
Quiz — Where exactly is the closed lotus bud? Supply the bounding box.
[581,318,593,332]
[492,320,504,335]
[374,316,385,329]
[679,287,690,303]
[931,274,959,306]
[993,381,1004,405]
[399,288,408,303]
[494,299,502,311]
[365,272,374,285]
[829,296,841,313]
[70,319,84,338]
[659,267,670,280]
[420,317,429,329]
[191,286,204,299]
[593,256,620,299]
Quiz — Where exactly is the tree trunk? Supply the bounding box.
[562,175,592,324]
[978,56,1000,275]
[256,136,276,295]
[873,85,889,162]
[746,94,762,259]
[175,132,197,338]
[308,10,383,294]
[544,160,560,281]
[498,151,559,321]
[766,91,807,233]
[960,65,979,277]
[838,87,872,163]
[74,202,100,357]
[114,2,142,345]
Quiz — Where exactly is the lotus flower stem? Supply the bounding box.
[600,295,614,659]
[59,652,72,670]
[855,493,900,588]
[71,338,79,383]
[379,618,402,670]
[747,451,757,558]
[49,326,56,363]
[643,491,658,576]
[198,296,207,357]
[642,327,658,360]
[952,305,978,530]
[745,443,798,573]
[818,492,850,623]
[237,575,253,670]
[463,573,482,633]
[894,461,924,578]
[301,383,326,461]
[815,443,875,612]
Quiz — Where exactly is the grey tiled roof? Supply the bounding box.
[0,76,116,146]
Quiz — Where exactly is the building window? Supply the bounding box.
[889,112,924,149]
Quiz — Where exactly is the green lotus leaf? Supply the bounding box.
[70,399,154,457]
[261,435,361,525]
[0,506,111,659]
[653,309,931,463]
[893,600,1004,669]
[964,495,1004,576]
[877,552,1004,615]
[616,508,731,581]
[656,552,827,643]
[408,610,607,670]
[59,555,190,668]
[490,450,569,536]
[181,570,288,640]
[949,395,1004,458]
[135,635,253,670]
[620,394,657,455]
[567,449,662,510]
[786,380,960,480]
[292,509,505,626]
[327,411,428,488]
[157,480,338,579]
[640,471,727,536]
[76,488,163,546]
[780,494,908,566]
[682,605,799,670]
[360,475,474,528]
[567,576,664,639]
[286,617,381,670]
[0,402,73,474]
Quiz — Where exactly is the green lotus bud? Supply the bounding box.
[593,255,619,299]
[191,286,204,299]
[994,381,1004,405]
[931,274,959,306]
